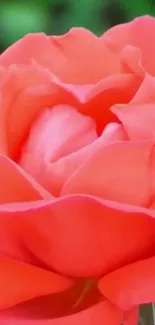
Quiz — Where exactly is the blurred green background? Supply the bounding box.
[0,0,154,52]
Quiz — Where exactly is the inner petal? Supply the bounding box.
[20,105,97,195]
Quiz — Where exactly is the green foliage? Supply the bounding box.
[0,3,48,47]
[0,0,155,50]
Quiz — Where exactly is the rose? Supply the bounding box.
[0,15,155,324]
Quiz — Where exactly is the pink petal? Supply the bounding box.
[80,73,141,133]
[1,61,141,159]
[0,66,6,79]
[20,120,124,197]
[1,62,56,159]
[102,15,155,75]
[120,46,144,76]
[0,154,52,203]
[112,74,155,139]
[0,34,52,68]
[31,143,96,196]
[49,28,121,84]
[0,67,7,154]
[49,72,141,135]
[99,256,155,310]
[62,140,155,207]
[1,196,155,277]
[97,122,127,143]
[0,30,121,84]
[20,105,97,196]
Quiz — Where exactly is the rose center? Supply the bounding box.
[19,104,97,196]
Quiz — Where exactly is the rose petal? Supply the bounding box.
[48,28,121,84]
[98,256,155,310]
[0,30,121,84]
[0,154,52,203]
[30,143,95,196]
[0,62,56,159]
[1,61,141,159]
[123,307,139,325]
[62,140,155,207]
[49,28,120,83]
[80,73,141,133]
[111,74,155,140]
[1,196,155,277]
[97,122,127,143]
[0,66,6,80]
[0,34,54,70]
[49,28,121,84]
[0,28,144,85]
[20,105,97,196]
[20,120,124,197]
[113,103,155,140]
[2,63,81,160]
[50,72,141,135]
[102,15,155,75]
[0,281,101,319]
[0,301,122,325]
[0,67,8,154]
[0,256,73,309]
[120,46,144,76]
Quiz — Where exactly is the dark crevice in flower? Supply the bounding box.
[2,279,102,319]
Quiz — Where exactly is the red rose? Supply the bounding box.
[0,15,155,324]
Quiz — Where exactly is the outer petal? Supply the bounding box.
[0,67,7,154]
[0,30,121,84]
[0,62,57,159]
[1,196,155,277]
[0,301,122,325]
[0,256,73,309]
[103,15,155,75]
[0,66,6,80]
[112,74,155,140]
[98,256,155,310]
[0,154,52,203]
[62,141,155,207]
[0,34,56,73]
[48,29,121,84]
